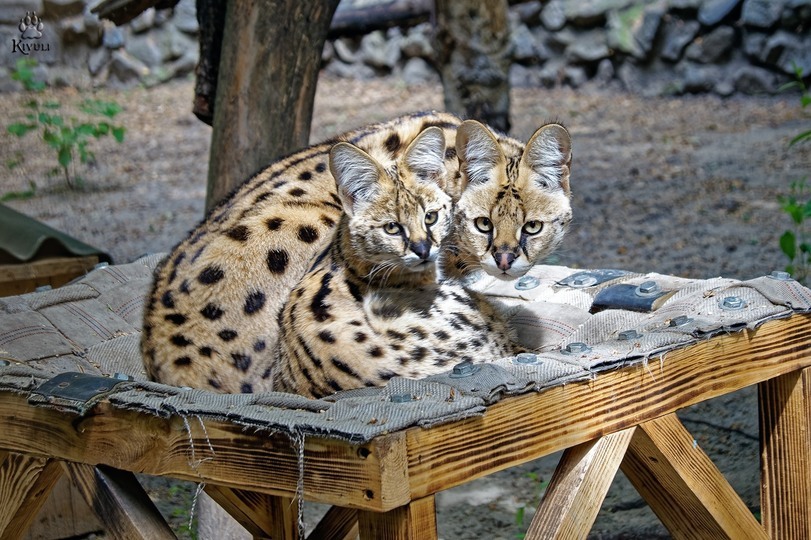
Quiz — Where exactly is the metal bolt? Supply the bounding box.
[618,329,642,341]
[514,352,539,364]
[570,274,597,288]
[562,342,591,355]
[669,315,692,327]
[720,296,746,310]
[769,270,792,281]
[636,280,660,296]
[0,360,9,366]
[94,262,109,270]
[450,360,480,378]
[390,393,413,403]
[112,372,133,381]
[515,275,541,290]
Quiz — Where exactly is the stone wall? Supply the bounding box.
[0,0,199,91]
[1,0,810,96]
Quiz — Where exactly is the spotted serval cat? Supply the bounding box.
[142,112,466,393]
[276,120,573,397]
[142,112,572,396]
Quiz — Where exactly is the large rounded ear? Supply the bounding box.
[403,126,446,186]
[329,142,385,217]
[456,120,506,188]
[520,123,572,194]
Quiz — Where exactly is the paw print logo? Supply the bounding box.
[18,12,44,40]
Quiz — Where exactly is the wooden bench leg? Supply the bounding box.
[0,452,62,540]
[357,495,436,540]
[525,427,635,539]
[308,505,359,540]
[759,367,811,539]
[205,485,300,539]
[62,462,175,540]
[621,413,766,539]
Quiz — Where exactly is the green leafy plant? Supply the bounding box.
[0,180,37,202]
[6,58,126,189]
[780,64,811,147]
[778,65,811,283]
[779,180,811,282]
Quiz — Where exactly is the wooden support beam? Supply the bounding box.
[25,475,104,539]
[308,506,359,540]
[205,485,299,539]
[0,255,99,296]
[406,316,811,499]
[526,427,635,539]
[621,413,766,539]
[0,315,809,535]
[61,462,175,540]
[357,495,437,540]
[0,390,410,512]
[0,453,62,540]
[759,367,811,539]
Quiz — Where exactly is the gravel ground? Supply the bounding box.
[1,75,809,538]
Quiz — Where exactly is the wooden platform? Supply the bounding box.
[1,314,809,539]
[0,255,100,297]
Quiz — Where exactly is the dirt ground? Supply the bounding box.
[1,75,809,538]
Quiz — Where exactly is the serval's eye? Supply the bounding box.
[523,220,543,235]
[474,217,493,233]
[424,211,438,226]
[383,222,401,235]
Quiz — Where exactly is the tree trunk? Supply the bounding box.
[434,0,512,133]
[192,0,226,125]
[205,0,340,210]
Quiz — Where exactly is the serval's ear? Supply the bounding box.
[455,120,506,190]
[520,123,572,195]
[403,126,446,186]
[329,142,386,217]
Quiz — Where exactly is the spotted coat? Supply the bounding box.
[143,113,573,396]
[142,112,465,393]
[275,121,574,398]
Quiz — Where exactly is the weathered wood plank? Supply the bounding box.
[525,427,635,539]
[759,366,811,539]
[406,315,811,498]
[357,495,437,540]
[621,413,766,539]
[0,256,99,296]
[62,462,175,540]
[0,393,409,511]
[0,453,62,540]
[1,314,809,535]
[330,0,431,36]
[24,475,104,540]
[308,505,359,540]
[205,485,299,539]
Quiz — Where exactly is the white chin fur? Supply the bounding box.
[480,259,532,280]
[405,261,434,272]
[402,256,435,272]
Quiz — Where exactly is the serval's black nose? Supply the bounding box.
[410,239,431,260]
[494,251,516,271]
